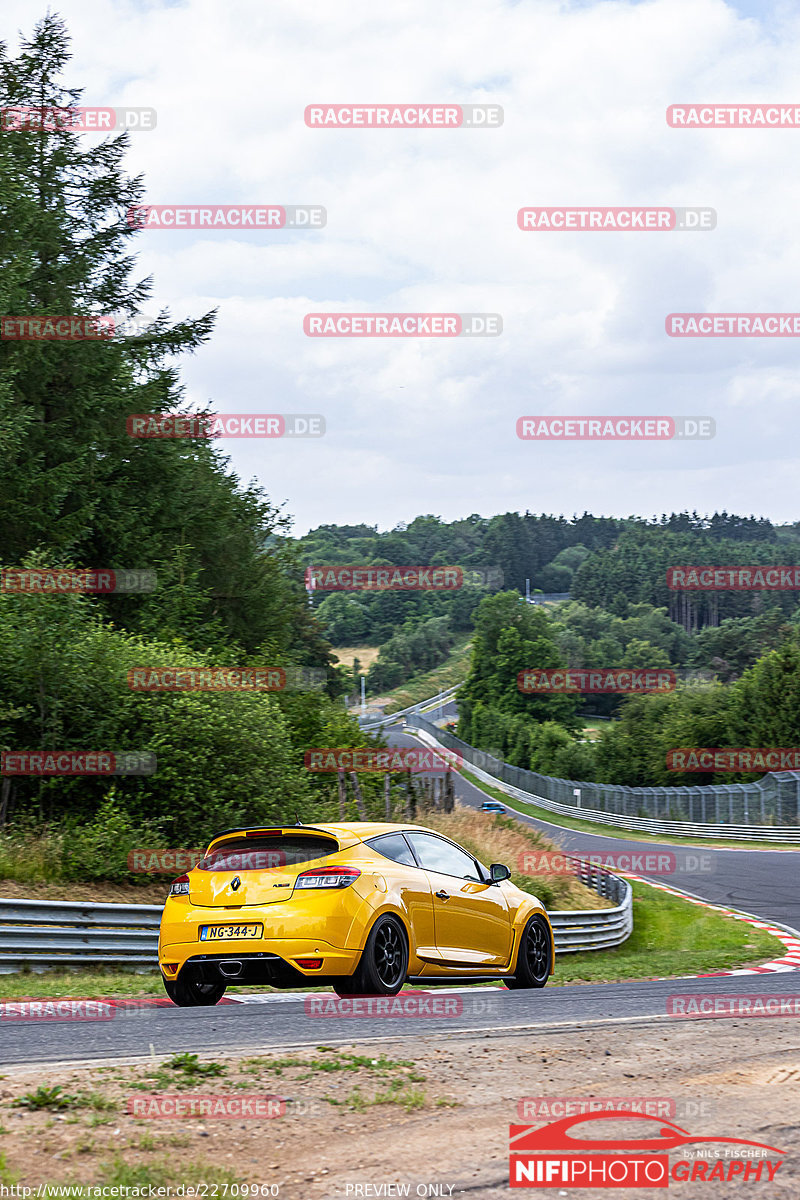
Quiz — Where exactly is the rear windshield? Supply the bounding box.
[198,835,338,872]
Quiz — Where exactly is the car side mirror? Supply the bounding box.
[490,863,511,883]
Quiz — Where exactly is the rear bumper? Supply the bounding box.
[159,938,362,983]
[178,952,289,986]
[159,890,374,980]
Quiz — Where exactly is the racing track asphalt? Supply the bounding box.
[386,723,800,935]
[1,711,798,1067]
[2,974,800,1066]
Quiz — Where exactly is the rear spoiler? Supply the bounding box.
[204,826,360,855]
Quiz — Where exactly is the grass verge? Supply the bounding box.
[0,1048,438,1189]
[550,878,784,985]
[380,635,472,714]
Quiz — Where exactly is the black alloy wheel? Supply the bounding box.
[163,971,227,1007]
[505,915,552,989]
[334,915,409,996]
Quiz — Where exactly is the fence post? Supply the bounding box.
[337,769,346,819]
[0,778,10,829]
[405,769,415,820]
[349,772,366,819]
[384,772,391,819]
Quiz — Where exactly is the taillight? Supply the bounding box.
[170,874,190,896]
[294,866,361,890]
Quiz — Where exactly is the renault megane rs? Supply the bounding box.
[159,822,554,1005]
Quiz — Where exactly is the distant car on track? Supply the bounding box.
[480,801,506,814]
[159,821,553,1006]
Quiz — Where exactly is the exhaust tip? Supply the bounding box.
[219,960,243,977]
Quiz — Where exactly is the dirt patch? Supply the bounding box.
[2,1022,798,1198]
[330,646,381,671]
[0,878,170,905]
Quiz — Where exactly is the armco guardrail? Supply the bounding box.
[0,898,161,972]
[357,684,461,732]
[549,858,632,953]
[0,859,630,971]
[407,715,800,843]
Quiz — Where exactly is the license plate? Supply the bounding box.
[199,923,263,941]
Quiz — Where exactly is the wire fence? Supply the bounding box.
[407,715,800,831]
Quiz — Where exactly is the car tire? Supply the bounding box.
[505,915,551,989]
[344,915,409,996]
[162,971,227,1007]
[332,978,358,996]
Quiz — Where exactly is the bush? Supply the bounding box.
[367,617,453,692]
[59,794,167,881]
[0,588,311,840]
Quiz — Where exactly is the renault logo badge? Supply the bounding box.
[231,875,241,891]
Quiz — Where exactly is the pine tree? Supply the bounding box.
[0,16,334,665]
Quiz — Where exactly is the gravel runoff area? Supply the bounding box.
[0,1015,798,1199]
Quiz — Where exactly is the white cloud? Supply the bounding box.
[4,0,800,531]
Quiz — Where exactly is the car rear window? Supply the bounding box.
[198,835,338,871]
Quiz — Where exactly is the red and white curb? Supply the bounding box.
[620,873,800,978]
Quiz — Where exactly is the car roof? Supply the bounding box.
[316,822,430,839]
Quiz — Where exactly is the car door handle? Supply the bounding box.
[435,890,449,900]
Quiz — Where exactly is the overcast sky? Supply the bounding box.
[4,0,800,535]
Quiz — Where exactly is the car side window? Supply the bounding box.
[368,833,417,866]
[405,833,482,881]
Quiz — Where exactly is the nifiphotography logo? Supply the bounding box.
[509,1111,784,1187]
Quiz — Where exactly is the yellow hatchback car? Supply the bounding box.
[159,821,554,1006]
